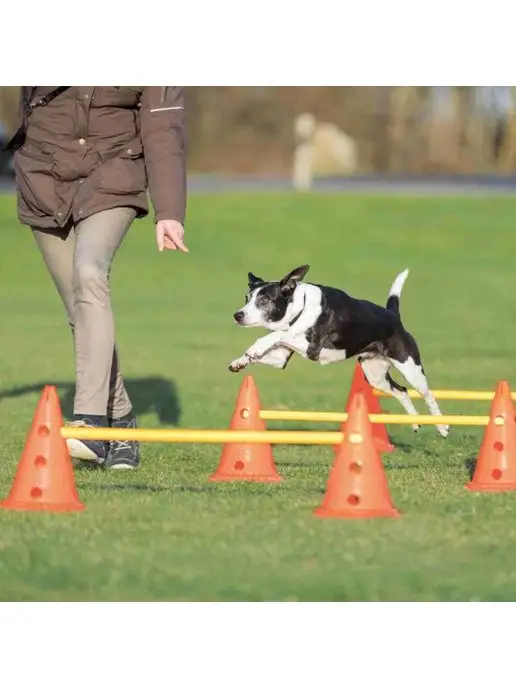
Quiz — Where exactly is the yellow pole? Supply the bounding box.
[259,410,492,425]
[60,427,345,444]
[372,389,516,401]
[61,413,498,445]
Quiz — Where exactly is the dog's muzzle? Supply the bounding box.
[234,311,245,324]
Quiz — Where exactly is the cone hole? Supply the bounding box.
[30,487,43,499]
[349,461,362,474]
[491,469,502,481]
[493,441,504,452]
[494,415,505,426]
[240,408,250,420]
[347,494,360,506]
[234,461,245,471]
[34,455,47,468]
[38,424,50,437]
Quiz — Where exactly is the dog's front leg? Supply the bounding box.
[254,347,294,369]
[277,331,310,358]
[229,332,282,373]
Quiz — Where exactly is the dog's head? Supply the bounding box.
[233,265,310,329]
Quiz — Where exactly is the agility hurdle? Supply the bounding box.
[60,412,501,445]
[3,379,515,517]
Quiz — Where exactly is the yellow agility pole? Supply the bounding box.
[60,427,346,444]
[372,389,516,401]
[259,411,495,426]
[61,413,501,445]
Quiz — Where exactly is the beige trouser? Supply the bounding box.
[32,207,136,418]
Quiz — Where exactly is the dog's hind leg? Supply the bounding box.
[358,355,422,433]
[388,354,449,438]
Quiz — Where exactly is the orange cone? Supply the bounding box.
[338,363,395,453]
[466,380,516,492]
[315,391,400,518]
[0,385,85,512]
[209,375,281,482]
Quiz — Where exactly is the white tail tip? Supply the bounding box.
[389,268,410,297]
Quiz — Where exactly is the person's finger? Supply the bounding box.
[171,233,189,252]
[163,236,177,250]
[156,226,165,252]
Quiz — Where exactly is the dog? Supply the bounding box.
[228,265,449,438]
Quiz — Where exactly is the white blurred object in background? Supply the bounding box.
[292,113,358,191]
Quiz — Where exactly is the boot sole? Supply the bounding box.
[66,438,105,464]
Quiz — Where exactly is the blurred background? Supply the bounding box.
[2,86,516,185]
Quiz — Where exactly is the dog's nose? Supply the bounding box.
[234,311,245,323]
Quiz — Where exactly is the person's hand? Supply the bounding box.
[156,220,189,252]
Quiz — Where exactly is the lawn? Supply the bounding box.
[1,190,516,601]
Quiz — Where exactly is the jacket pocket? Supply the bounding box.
[94,140,147,196]
[14,150,57,218]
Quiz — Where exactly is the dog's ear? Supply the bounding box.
[279,265,310,294]
[248,272,265,289]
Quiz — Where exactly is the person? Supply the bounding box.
[11,86,188,470]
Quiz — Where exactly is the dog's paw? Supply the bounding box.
[246,346,264,361]
[437,424,450,438]
[228,356,250,373]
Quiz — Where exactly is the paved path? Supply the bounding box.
[2,173,516,196]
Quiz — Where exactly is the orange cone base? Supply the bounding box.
[314,505,400,519]
[209,445,282,483]
[0,499,85,512]
[465,482,516,492]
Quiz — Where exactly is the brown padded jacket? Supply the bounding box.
[13,86,187,229]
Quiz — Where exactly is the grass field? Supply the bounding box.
[1,190,516,601]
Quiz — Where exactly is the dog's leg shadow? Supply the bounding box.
[464,457,477,481]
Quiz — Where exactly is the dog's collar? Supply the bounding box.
[288,293,306,327]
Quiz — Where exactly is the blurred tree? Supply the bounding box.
[496,87,516,175]
[1,86,512,175]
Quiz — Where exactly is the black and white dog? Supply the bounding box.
[228,265,449,438]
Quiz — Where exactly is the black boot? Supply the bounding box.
[105,410,140,470]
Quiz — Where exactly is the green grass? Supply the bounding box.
[1,191,516,601]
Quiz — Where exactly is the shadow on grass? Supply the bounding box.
[105,483,217,492]
[389,440,437,458]
[86,483,282,496]
[0,376,181,425]
[465,457,477,480]
[91,483,217,494]
[276,461,328,468]
[277,459,422,470]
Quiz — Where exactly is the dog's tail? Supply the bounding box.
[386,268,409,315]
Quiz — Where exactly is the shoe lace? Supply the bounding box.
[67,419,90,428]
[112,438,132,452]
